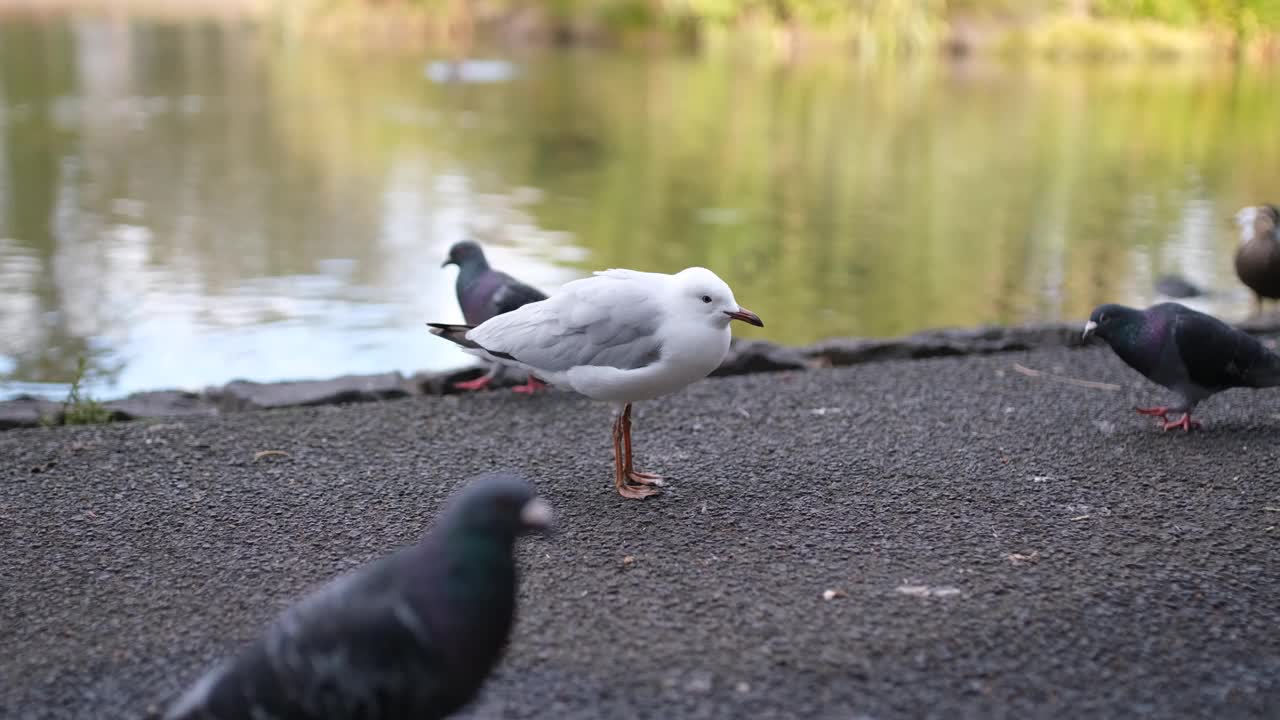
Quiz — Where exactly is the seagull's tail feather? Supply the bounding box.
[427,323,481,350]
[427,323,521,363]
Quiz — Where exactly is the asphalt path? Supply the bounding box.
[3,341,1279,719]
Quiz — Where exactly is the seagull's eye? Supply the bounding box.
[700,295,712,304]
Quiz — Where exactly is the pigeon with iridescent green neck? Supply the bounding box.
[442,241,549,393]
[1083,302,1280,432]
[164,474,553,720]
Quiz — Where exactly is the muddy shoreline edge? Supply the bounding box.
[7,316,1280,430]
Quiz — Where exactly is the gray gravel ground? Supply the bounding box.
[3,342,1280,720]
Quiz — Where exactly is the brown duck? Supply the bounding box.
[1233,204,1280,315]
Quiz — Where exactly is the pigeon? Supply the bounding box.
[1083,302,1280,431]
[164,474,553,720]
[427,267,763,499]
[1233,205,1280,315]
[442,241,549,393]
[1153,274,1203,299]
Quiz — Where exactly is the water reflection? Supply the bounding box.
[1,18,1278,399]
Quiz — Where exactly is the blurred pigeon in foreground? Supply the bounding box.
[442,241,549,393]
[428,267,762,499]
[1234,204,1280,315]
[1083,302,1280,431]
[164,474,553,720]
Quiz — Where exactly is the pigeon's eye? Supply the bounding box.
[700,295,712,304]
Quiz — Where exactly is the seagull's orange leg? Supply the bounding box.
[612,413,628,494]
[620,404,664,490]
[613,408,657,499]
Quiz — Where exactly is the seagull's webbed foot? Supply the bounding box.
[615,477,661,500]
[511,376,546,395]
[626,470,665,487]
[1161,413,1201,432]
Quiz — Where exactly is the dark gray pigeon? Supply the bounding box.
[1083,302,1280,431]
[442,241,548,393]
[1153,273,1203,299]
[164,474,553,720]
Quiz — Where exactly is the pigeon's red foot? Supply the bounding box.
[452,375,493,392]
[1135,406,1170,421]
[1160,414,1201,432]
[511,377,546,395]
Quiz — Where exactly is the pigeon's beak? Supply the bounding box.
[1082,320,1098,340]
[520,497,554,532]
[441,258,455,268]
[725,307,764,328]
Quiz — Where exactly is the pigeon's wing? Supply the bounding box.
[183,602,448,720]
[270,597,451,717]
[489,273,548,316]
[1172,308,1280,389]
[466,273,666,373]
[166,553,449,720]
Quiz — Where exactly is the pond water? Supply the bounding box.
[2,18,1279,399]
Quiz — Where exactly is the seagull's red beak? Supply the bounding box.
[725,307,764,327]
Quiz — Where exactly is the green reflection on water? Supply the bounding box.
[1,18,1278,394]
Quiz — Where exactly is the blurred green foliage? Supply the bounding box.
[56,358,113,426]
[285,0,1280,57]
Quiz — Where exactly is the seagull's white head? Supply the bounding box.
[670,267,764,329]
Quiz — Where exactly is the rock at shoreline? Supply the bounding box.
[213,372,410,412]
[0,395,63,429]
[104,391,218,421]
[803,324,1083,366]
[407,366,531,395]
[713,339,812,376]
[7,320,1280,433]
[408,368,469,396]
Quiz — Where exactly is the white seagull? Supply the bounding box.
[428,267,763,499]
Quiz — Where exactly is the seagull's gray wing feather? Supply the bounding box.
[467,273,666,373]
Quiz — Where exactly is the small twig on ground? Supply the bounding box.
[1007,551,1040,565]
[253,450,291,462]
[1012,363,1121,391]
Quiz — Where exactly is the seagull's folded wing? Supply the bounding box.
[468,274,665,373]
